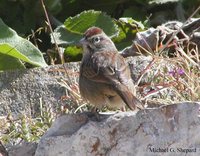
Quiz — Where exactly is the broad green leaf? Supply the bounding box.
[51,10,119,45]
[113,18,145,50]
[52,10,119,62]
[64,10,118,37]
[0,18,47,68]
[0,43,46,70]
[0,53,25,70]
[52,25,81,46]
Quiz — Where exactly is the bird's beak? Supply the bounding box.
[78,37,86,46]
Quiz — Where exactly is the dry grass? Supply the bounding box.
[138,42,200,104]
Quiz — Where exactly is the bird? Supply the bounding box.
[79,26,143,111]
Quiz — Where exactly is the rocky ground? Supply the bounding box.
[0,56,200,156]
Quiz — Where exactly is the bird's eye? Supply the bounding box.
[93,37,101,43]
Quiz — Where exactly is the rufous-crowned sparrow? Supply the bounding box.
[79,27,143,110]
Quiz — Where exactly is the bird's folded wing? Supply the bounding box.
[82,51,143,110]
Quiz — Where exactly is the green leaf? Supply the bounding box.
[0,53,25,71]
[0,18,47,69]
[0,43,47,70]
[113,18,145,50]
[51,10,119,62]
[52,25,81,46]
[64,10,118,36]
[51,10,119,45]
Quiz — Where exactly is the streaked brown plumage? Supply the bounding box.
[79,27,143,110]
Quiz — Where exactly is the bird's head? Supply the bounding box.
[79,27,117,53]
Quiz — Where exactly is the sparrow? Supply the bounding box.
[79,26,143,110]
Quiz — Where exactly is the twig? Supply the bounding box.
[40,0,73,85]
[136,57,156,85]
[40,0,64,64]
[136,33,154,54]
[142,81,176,99]
[176,46,200,68]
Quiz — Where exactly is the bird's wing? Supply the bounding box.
[82,51,143,110]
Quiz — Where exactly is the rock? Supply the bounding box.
[8,142,37,156]
[0,63,80,116]
[0,141,8,156]
[35,102,200,156]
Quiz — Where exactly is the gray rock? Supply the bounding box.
[35,102,200,156]
[0,63,80,116]
[8,142,37,156]
[0,141,8,156]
